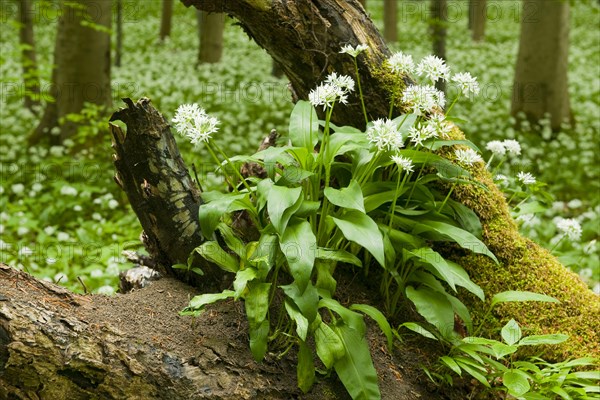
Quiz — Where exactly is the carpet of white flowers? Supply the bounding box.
[0,0,597,294]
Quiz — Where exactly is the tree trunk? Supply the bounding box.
[467,0,474,29]
[18,0,40,112]
[175,0,597,362]
[197,10,225,65]
[358,0,366,9]
[471,0,487,41]
[160,0,173,41]
[30,0,112,144]
[115,0,123,67]
[511,0,572,131]
[2,263,434,399]
[383,0,398,43]
[430,0,447,95]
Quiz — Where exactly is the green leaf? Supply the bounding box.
[503,370,531,396]
[186,290,235,312]
[233,268,257,299]
[249,233,278,278]
[297,340,315,393]
[319,298,365,336]
[316,248,362,267]
[490,291,559,309]
[249,320,270,362]
[289,100,318,150]
[217,223,246,259]
[445,260,485,300]
[446,198,483,238]
[315,321,345,369]
[277,165,314,186]
[268,185,303,234]
[428,139,481,153]
[333,323,382,400]
[501,319,522,346]
[331,211,386,267]
[281,281,319,323]
[490,343,519,359]
[440,356,462,376]
[412,220,498,264]
[194,241,239,273]
[455,359,490,388]
[518,334,569,346]
[286,301,310,343]
[324,179,365,213]
[513,200,547,217]
[399,322,438,340]
[406,248,457,291]
[198,193,247,237]
[406,286,455,340]
[280,220,317,293]
[550,386,572,399]
[350,304,393,350]
[245,282,271,324]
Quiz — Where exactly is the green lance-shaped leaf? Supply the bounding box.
[518,334,569,346]
[316,248,362,267]
[184,290,235,315]
[289,100,318,151]
[281,281,319,323]
[297,340,316,393]
[245,282,272,361]
[233,267,257,299]
[268,185,303,235]
[332,322,382,400]
[324,179,365,213]
[194,241,239,273]
[319,297,366,336]
[490,290,559,309]
[406,248,457,291]
[445,260,485,301]
[406,286,455,340]
[198,192,248,237]
[284,299,309,341]
[331,210,386,268]
[280,219,317,293]
[501,319,522,346]
[315,321,345,369]
[350,304,393,351]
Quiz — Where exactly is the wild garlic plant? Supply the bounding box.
[177,45,497,399]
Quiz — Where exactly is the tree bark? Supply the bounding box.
[430,0,447,95]
[471,0,487,42]
[177,0,597,361]
[30,0,112,144]
[160,0,173,41]
[383,0,398,43]
[115,0,123,67]
[511,0,572,131]
[0,263,438,399]
[197,10,225,65]
[18,0,40,112]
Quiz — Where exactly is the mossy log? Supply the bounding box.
[179,0,599,360]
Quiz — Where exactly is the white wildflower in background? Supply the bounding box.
[172,103,220,144]
[366,119,404,151]
[73,205,82,212]
[391,155,414,173]
[579,268,593,281]
[402,85,446,115]
[427,114,452,138]
[485,140,506,156]
[12,183,24,194]
[516,213,540,228]
[54,272,68,283]
[90,269,104,278]
[18,246,33,257]
[583,239,597,255]
[416,55,450,83]
[97,285,115,295]
[494,174,509,186]
[108,199,119,209]
[567,199,583,209]
[517,171,536,185]
[452,72,480,96]
[503,139,521,156]
[309,83,347,110]
[339,43,368,57]
[555,218,582,241]
[44,226,56,235]
[57,232,70,242]
[49,145,65,157]
[407,123,436,147]
[60,185,78,196]
[388,51,415,75]
[455,148,483,165]
[17,227,29,236]
[46,257,57,265]
[32,182,43,192]
[325,72,355,93]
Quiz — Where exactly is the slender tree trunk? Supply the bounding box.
[197,11,225,64]
[471,0,487,41]
[468,0,474,29]
[430,0,447,95]
[511,0,572,131]
[383,0,398,43]
[159,0,173,41]
[30,0,112,144]
[115,0,123,67]
[17,0,40,112]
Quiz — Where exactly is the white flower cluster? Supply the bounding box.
[555,218,582,241]
[454,148,483,166]
[309,72,355,110]
[416,55,451,83]
[485,139,522,156]
[366,119,404,151]
[172,103,220,145]
[516,171,536,185]
[407,123,437,147]
[391,155,414,173]
[388,51,415,75]
[339,44,369,58]
[401,84,446,116]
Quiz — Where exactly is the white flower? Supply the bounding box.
[172,103,220,144]
[46,257,57,265]
[73,205,82,212]
[57,232,70,242]
[416,55,450,83]
[339,44,368,57]
[96,285,115,295]
[579,268,593,281]
[593,283,600,296]
[567,199,583,209]
[452,72,480,96]
[485,140,506,156]
[60,185,78,196]
[402,85,446,115]
[407,123,436,147]
[0,212,8,221]
[391,155,414,173]
[366,119,404,151]
[108,199,119,209]
[90,269,104,278]
[517,171,536,185]
[516,213,540,228]
[583,239,597,255]
[309,83,347,110]
[12,183,25,194]
[426,114,452,138]
[17,226,29,236]
[556,218,582,241]
[325,72,355,93]
[455,148,483,165]
[494,174,509,185]
[0,240,11,250]
[54,272,68,283]
[106,262,121,277]
[0,224,3,235]
[19,246,33,257]
[49,145,65,157]
[388,51,415,75]
[44,226,56,235]
[503,139,521,156]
